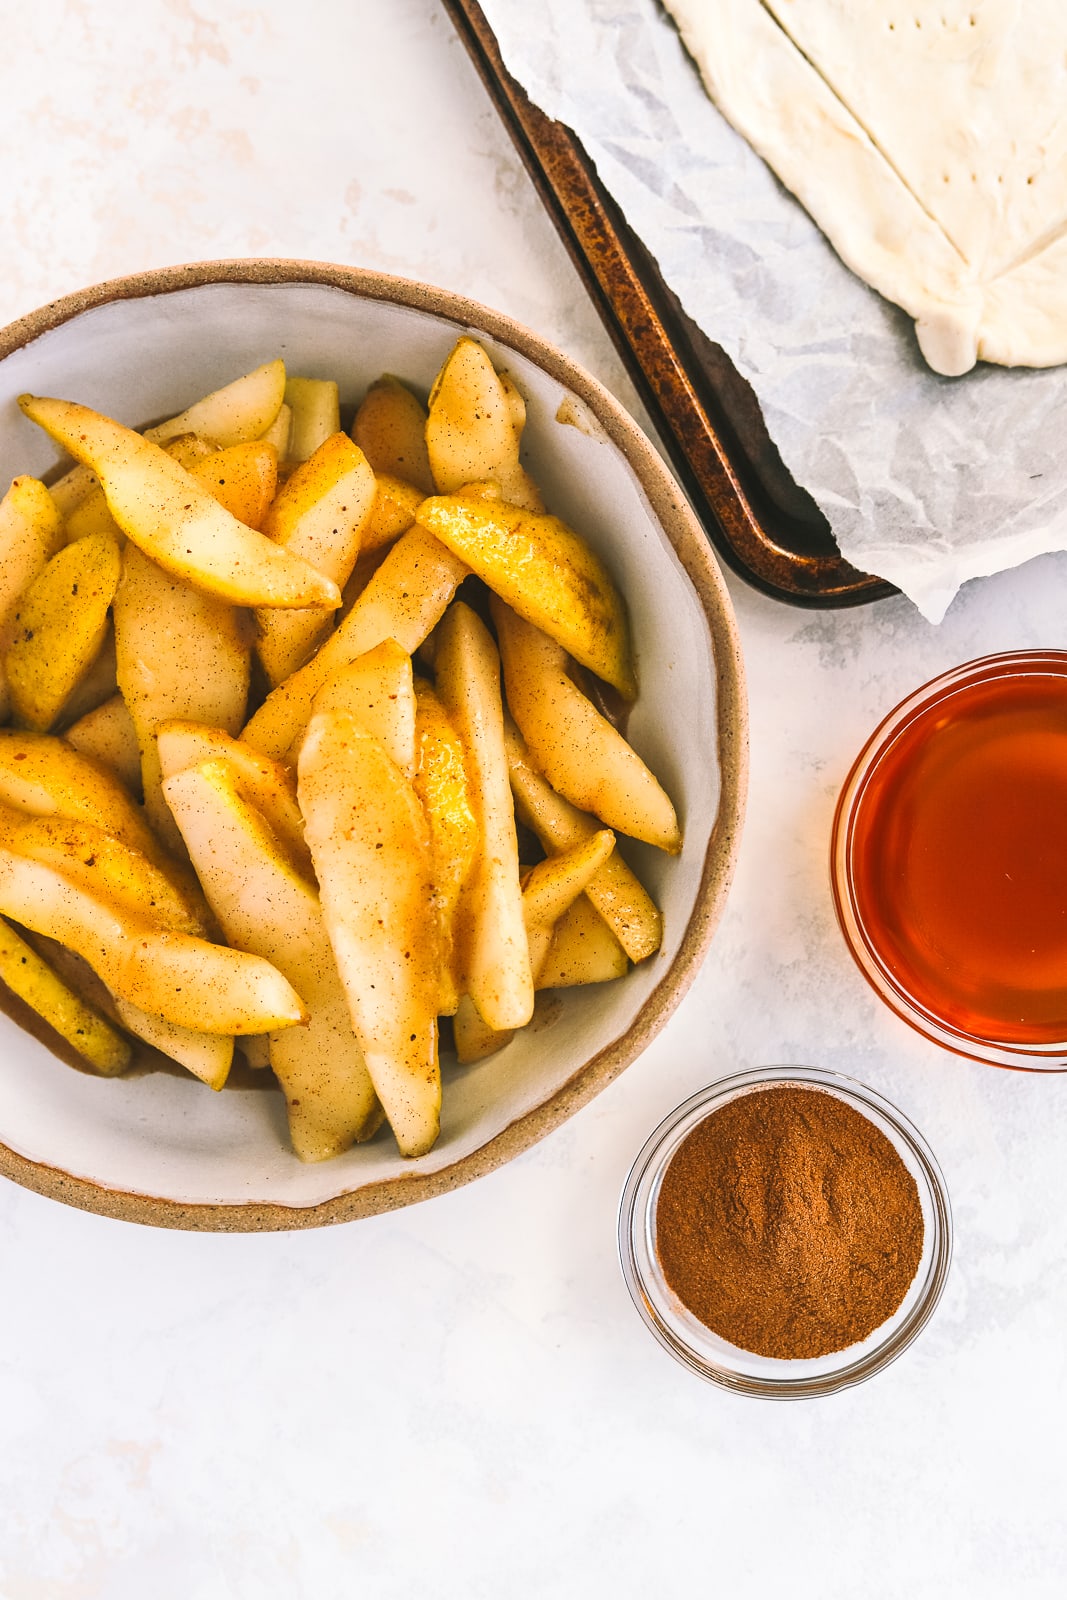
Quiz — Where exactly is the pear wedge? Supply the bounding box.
[144,359,287,448]
[494,600,680,853]
[19,394,341,610]
[434,602,532,1033]
[0,836,305,1035]
[163,758,380,1158]
[243,524,467,759]
[416,494,635,698]
[298,711,441,1158]
[0,915,132,1076]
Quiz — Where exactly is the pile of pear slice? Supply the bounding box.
[0,338,681,1161]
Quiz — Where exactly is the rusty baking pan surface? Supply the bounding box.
[443,0,894,608]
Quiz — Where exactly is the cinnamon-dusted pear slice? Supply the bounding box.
[353,375,435,495]
[0,915,132,1076]
[0,477,67,722]
[452,830,615,1064]
[242,524,468,759]
[47,463,98,521]
[65,694,142,794]
[0,810,209,937]
[504,720,662,963]
[18,395,341,611]
[416,494,635,699]
[434,602,533,1033]
[156,721,311,879]
[255,433,377,687]
[4,531,121,733]
[494,601,680,853]
[0,728,175,876]
[412,679,477,1017]
[114,543,251,849]
[537,894,629,990]
[63,482,125,545]
[111,998,233,1090]
[519,828,617,978]
[298,711,440,1158]
[425,339,542,511]
[53,620,119,730]
[144,359,287,448]
[361,473,424,553]
[189,440,278,530]
[259,402,292,457]
[163,759,380,1158]
[284,377,340,464]
[309,641,416,777]
[0,833,306,1035]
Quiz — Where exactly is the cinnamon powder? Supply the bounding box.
[654,1085,924,1360]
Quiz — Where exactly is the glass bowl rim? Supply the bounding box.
[618,1065,952,1399]
[831,648,1067,1071]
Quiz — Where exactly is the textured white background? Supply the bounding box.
[1,3,1066,1596]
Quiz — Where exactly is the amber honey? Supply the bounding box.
[835,654,1067,1055]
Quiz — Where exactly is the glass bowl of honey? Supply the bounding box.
[832,650,1067,1069]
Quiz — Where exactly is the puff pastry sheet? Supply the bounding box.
[665,0,1067,374]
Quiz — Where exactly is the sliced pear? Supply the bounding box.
[412,679,477,1016]
[156,721,311,879]
[63,482,125,545]
[452,994,512,1065]
[452,830,615,1064]
[434,602,532,1032]
[47,462,98,520]
[426,338,542,510]
[0,809,209,936]
[114,542,251,849]
[0,914,132,1076]
[4,531,121,733]
[112,998,233,1090]
[0,476,66,722]
[0,728,176,875]
[284,377,340,463]
[163,759,380,1158]
[361,473,423,553]
[256,433,376,686]
[416,494,634,698]
[144,359,287,448]
[309,641,416,777]
[537,894,629,989]
[0,838,305,1034]
[190,440,278,530]
[242,524,468,759]
[298,711,440,1158]
[53,619,119,729]
[64,694,142,794]
[494,601,680,852]
[504,720,662,963]
[352,375,434,494]
[520,828,617,978]
[19,395,341,611]
[259,402,292,457]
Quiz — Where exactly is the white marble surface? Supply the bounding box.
[1,3,1065,1595]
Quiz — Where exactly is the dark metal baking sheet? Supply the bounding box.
[443,0,894,607]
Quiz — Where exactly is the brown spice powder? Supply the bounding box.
[654,1085,924,1360]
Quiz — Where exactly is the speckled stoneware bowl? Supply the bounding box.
[0,260,746,1230]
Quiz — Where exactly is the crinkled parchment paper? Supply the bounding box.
[480,0,1067,621]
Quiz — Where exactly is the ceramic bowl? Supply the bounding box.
[0,259,746,1229]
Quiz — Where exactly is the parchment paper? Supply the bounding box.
[479,0,1067,621]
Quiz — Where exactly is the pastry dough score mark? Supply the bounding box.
[756,0,971,267]
[990,209,1067,281]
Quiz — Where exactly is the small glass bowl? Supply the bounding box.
[831,651,1067,1070]
[618,1066,952,1399]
